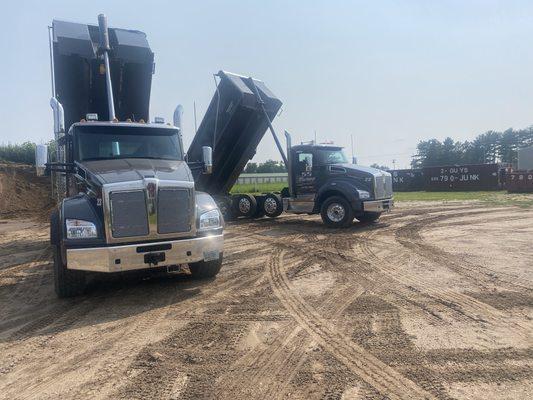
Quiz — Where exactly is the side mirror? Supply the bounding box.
[202,146,213,174]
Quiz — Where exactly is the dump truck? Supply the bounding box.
[47,15,223,297]
[188,71,394,227]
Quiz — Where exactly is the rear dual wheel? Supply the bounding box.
[263,193,283,218]
[232,193,283,219]
[233,194,257,218]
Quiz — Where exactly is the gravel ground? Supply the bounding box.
[0,201,531,399]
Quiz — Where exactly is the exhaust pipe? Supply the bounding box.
[97,14,116,121]
[50,97,65,138]
[173,104,184,132]
[284,130,294,198]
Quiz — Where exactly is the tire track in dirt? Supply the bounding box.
[353,215,532,339]
[267,248,436,400]
[219,247,368,399]
[394,212,533,291]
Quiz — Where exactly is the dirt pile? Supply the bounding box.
[0,163,55,220]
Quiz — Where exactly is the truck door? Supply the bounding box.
[294,151,316,196]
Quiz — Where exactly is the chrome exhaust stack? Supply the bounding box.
[97,14,116,121]
[284,130,294,198]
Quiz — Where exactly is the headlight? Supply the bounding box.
[65,219,97,239]
[199,210,221,230]
[357,190,370,199]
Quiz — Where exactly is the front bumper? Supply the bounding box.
[66,234,224,273]
[362,198,394,213]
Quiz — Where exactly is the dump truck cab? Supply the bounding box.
[47,16,223,297]
[283,140,394,226]
[52,121,223,284]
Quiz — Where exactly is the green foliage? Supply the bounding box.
[244,159,286,173]
[0,142,37,164]
[244,162,258,173]
[411,127,533,168]
[231,182,286,194]
[0,140,57,165]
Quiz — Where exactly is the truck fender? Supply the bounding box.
[60,194,105,245]
[315,180,363,213]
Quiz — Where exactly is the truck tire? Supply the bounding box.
[320,196,354,228]
[263,193,283,218]
[53,244,86,298]
[50,210,86,298]
[356,212,382,223]
[188,255,223,279]
[232,194,257,218]
[50,209,60,245]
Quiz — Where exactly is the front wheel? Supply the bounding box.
[188,255,223,279]
[356,212,382,223]
[320,196,354,228]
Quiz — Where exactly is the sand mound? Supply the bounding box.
[0,163,55,220]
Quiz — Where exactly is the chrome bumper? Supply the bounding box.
[66,234,224,273]
[363,198,394,213]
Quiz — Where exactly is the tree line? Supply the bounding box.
[0,141,57,165]
[411,127,533,168]
[0,142,37,164]
[244,160,286,173]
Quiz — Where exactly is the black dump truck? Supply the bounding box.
[188,71,394,228]
[47,15,223,297]
[46,14,393,297]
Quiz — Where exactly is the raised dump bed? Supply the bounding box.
[187,71,283,195]
[51,19,154,131]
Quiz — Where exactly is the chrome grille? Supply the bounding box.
[374,173,393,199]
[384,174,393,197]
[157,188,192,234]
[110,190,149,238]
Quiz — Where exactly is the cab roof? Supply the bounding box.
[69,121,179,133]
[292,144,344,152]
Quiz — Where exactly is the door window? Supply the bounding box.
[297,153,313,174]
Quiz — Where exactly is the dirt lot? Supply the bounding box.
[0,197,532,399]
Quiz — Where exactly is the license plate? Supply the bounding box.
[203,250,220,262]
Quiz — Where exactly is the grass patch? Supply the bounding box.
[230,182,286,194]
[395,191,533,208]
[394,191,498,202]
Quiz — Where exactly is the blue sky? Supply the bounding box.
[1,0,532,168]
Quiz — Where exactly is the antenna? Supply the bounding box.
[314,130,317,145]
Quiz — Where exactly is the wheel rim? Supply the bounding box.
[326,203,345,222]
[238,198,251,214]
[264,198,278,214]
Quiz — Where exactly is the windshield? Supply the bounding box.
[316,149,348,165]
[75,125,183,161]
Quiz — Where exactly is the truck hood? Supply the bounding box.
[335,163,391,178]
[81,159,193,185]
